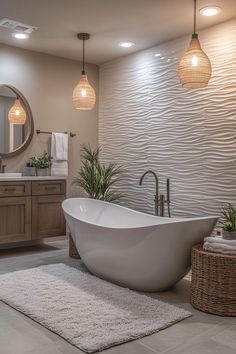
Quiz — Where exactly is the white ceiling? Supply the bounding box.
[0,0,235,65]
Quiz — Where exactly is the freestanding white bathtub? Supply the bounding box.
[62,198,218,292]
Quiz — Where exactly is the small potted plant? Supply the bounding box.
[220,203,236,240]
[29,153,53,176]
[22,158,36,176]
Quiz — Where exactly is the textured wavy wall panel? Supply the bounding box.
[99,20,236,217]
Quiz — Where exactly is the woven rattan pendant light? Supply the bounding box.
[178,0,212,88]
[72,33,96,110]
[8,98,27,124]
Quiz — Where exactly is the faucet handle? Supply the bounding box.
[166,178,170,203]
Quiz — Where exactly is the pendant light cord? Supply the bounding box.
[193,0,197,36]
[82,38,85,75]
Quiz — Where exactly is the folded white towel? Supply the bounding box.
[204,241,236,251]
[204,236,236,247]
[51,133,69,161]
[203,243,236,255]
[203,236,236,255]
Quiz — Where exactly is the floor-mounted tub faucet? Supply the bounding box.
[0,156,6,173]
[139,170,159,216]
[139,170,171,217]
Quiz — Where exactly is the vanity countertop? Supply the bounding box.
[0,176,67,182]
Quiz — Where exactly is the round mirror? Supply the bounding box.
[0,85,34,158]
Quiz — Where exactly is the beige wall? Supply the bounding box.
[0,43,98,196]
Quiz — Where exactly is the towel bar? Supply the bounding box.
[36,129,76,138]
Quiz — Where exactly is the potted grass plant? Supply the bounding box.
[28,153,53,176]
[73,145,123,202]
[220,203,236,240]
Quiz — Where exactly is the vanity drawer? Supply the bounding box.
[32,180,66,196]
[0,181,31,197]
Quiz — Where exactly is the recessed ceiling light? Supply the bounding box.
[154,53,161,57]
[200,6,222,16]
[119,42,134,48]
[12,32,29,39]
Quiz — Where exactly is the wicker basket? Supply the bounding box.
[69,234,80,258]
[191,244,236,316]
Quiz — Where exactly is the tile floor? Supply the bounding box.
[0,240,235,354]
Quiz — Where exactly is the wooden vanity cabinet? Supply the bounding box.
[0,179,66,246]
[31,180,66,239]
[0,196,31,244]
[0,181,31,245]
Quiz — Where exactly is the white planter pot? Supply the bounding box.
[36,168,50,176]
[22,166,36,176]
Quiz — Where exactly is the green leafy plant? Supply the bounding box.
[219,203,236,232]
[27,153,53,169]
[26,159,35,168]
[73,145,123,202]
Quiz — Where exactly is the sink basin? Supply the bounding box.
[0,173,22,178]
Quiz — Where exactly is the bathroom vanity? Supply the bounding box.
[0,176,66,246]
[0,85,67,248]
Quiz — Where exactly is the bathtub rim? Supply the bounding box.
[62,197,219,231]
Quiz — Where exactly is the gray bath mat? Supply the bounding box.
[0,263,191,353]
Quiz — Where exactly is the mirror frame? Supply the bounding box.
[0,85,34,158]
